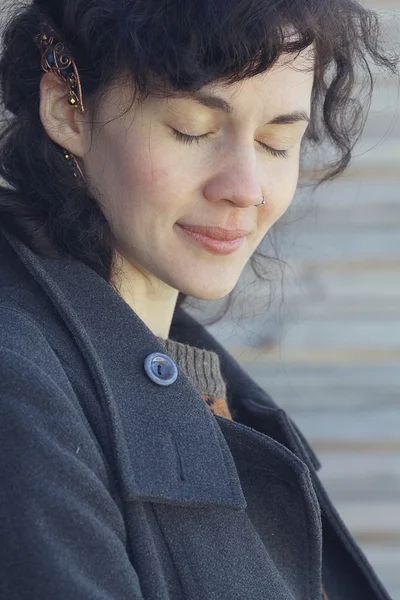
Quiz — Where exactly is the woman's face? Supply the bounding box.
[82,51,314,300]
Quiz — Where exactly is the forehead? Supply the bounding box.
[162,48,315,116]
[97,46,315,124]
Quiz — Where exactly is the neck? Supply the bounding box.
[110,251,179,339]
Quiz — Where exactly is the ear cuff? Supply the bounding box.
[34,23,85,180]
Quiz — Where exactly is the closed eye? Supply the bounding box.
[170,128,288,159]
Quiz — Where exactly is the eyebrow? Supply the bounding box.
[174,91,310,124]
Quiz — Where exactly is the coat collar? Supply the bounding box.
[169,308,321,474]
[1,227,320,511]
[1,228,248,509]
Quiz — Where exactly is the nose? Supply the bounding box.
[203,146,264,209]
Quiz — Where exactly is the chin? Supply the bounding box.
[178,279,238,301]
[168,262,247,301]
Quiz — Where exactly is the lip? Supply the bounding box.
[176,224,248,255]
[177,225,250,241]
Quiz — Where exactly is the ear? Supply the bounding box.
[39,71,88,158]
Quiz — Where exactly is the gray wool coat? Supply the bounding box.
[0,225,392,600]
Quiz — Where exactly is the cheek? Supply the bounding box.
[111,142,165,191]
[109,135,189,211]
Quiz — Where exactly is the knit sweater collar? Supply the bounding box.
[157,337,227,399]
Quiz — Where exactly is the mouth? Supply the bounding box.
[177,224,250,241]
[176,224,249,255]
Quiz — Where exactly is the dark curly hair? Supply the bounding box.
[0,0,397,311]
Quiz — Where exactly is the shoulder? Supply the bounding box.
[0,303,85,427]
[0,312,135,599]
[0,304,73,394]
[0,303,112,482]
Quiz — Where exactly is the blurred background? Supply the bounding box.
[189,0,400,597]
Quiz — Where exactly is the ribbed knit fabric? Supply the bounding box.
[157,337,232,420]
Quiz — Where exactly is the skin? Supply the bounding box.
[39,49,314,338]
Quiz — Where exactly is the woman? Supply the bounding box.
[0,0,396,598]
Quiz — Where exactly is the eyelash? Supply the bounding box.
[170,128,288,159]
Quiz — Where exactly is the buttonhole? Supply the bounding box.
[172,436,186,481]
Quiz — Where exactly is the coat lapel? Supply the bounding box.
[2,228,246,510]
[170,307,322,473]
[2,226,319,509]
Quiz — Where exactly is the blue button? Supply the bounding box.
[144,353,178,386]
